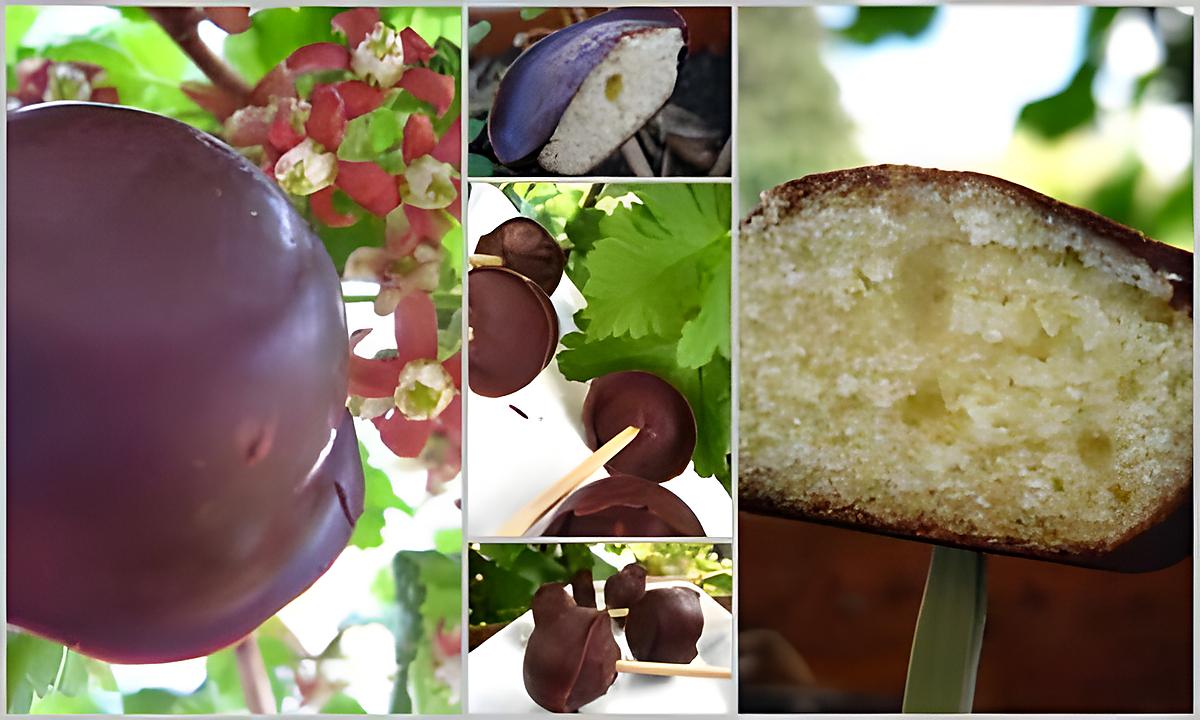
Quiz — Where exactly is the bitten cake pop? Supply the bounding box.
[541,475,705,537]
[524,583,620,712]
[603,563,648,611]
[571,568,597,608]
[625,586,704,664]
[582,371,697,482]
[476,217,566,295]
[468,266,558,397]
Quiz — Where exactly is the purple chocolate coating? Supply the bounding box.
[583,371,697,482]
[524,582,620,712]
[625,586,704,663]
[468,266,558,398]
[476,217,566,295]
[541,475,705,537]
[489,8,688,166]
[8,103,361,663]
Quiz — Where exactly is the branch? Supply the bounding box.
[233,634,277,714]
[146,7,252,103]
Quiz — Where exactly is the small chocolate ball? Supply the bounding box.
[524,582,620,712]
[583,371,697,482]
[468,266,558,397]
[541,475,705,537]
[476,217,566,295]
[604,563,647,611]
[625,586,704,664]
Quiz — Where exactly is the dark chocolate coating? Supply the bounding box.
[524,583,620,712]
[625,586,704,664]
[8,103,361,663]
[467,266,558,397]
[583,371,697,482]
[488,8,688,166]
[603,563,647,610]
[541,475,705,537]
[476,217,566,295]
[571,568,597,608]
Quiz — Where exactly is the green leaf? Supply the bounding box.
[467,153,495,177]
[676,248,731,368]
[5,6,40,64]
[6,631,64,713]
[222,7,343,83]
[520,8,548,21]
[350,442,414,550]
[1017,62,1098,140]
[339,107,404,161]
[903,548,988,713]
[839,7,938,44]
[467,21,492,49]
[392,550,462,714]
[320,693,366,714]
[467,118,485,142]
[434,527,463,554]
[314,211,386,275]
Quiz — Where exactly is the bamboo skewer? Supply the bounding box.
[496,425,640,535]
[469,253,505,268]
[615,659,731,679]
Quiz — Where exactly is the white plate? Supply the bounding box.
[465,183,732,538]
[468,578,733,714]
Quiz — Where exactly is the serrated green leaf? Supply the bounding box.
[677,247,731,368]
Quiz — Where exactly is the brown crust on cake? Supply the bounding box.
[744,165,1193,309]
[740,467,1191,572]
[740,165,1194,572]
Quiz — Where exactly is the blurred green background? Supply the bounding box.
[740,6,1193,249]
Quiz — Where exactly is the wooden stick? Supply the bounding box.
[606,608,629,618]
[233,634,276,714]
[469,253,504,268]
[615,659,731,679]
[496,426,639,535]
[620,138,653,177]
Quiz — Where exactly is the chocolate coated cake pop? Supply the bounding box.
[540,475,705,537]
[582,371,697,482]
[524,582,620,712]
[468,266,558,397]
[625,586,704,664]
[476,217,566,295]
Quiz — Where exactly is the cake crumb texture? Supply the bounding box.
[739,165,1192,555]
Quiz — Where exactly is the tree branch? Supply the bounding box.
[146,7,251,103]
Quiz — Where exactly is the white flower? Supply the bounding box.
[274,138,337,196]
[393,359,456,421]
[44,64,91,102]
[351,22,406,88]
[401,155,457,209]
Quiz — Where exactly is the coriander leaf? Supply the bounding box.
[677,246,731,368]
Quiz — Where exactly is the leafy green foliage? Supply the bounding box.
[222,8,344,82]
[391,550,462,715]
[839,7,938,44]
[5,6,39,64]
[468,544,618,625]
[1018,8,1117,140]
[12,14,215,131]
[554,184,733,487]
[349,443,414,549]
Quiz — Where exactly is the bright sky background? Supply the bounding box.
[814,5,1191,182]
